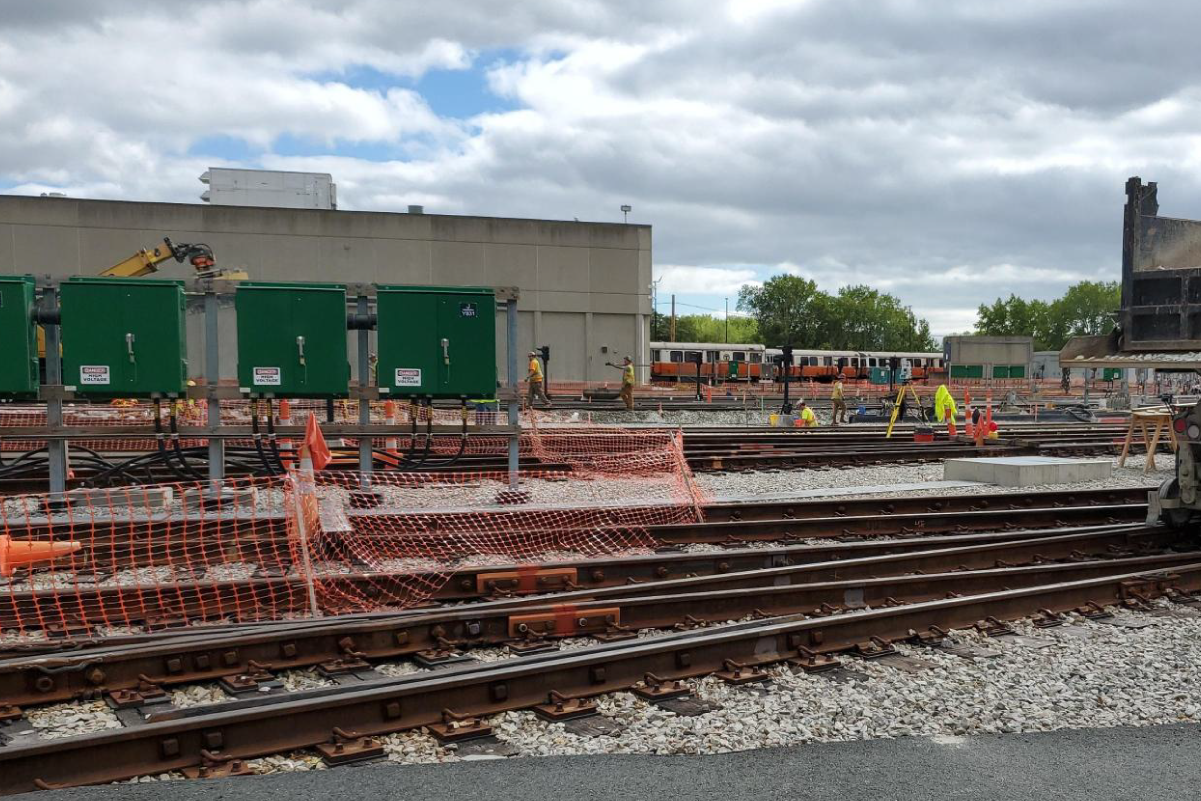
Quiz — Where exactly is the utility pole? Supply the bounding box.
[725,298,729,343]
[670,294,676,342]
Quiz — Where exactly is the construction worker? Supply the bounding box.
[831,378,847,425]
[795,400,817,427]
[934,384,958,436]
[614,356,636,410]
[527,350,552,408]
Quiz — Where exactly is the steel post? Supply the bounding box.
[506,297,519,489]
[204,290,224,485]
[43,288,66,498]
[357,294,373,482]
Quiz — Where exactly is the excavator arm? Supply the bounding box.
[100,238,216,278]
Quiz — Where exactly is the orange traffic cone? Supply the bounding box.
[384,400,399,454]
[0,535,82,577]
[278,399,294,464]
[965,406,975,438]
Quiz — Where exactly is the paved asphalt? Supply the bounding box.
[39,724,1200,801]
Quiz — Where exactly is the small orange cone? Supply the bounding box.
[383,400,399,453]
[0,535,82,577]
[278,399,294,461]
[965,406,975,438]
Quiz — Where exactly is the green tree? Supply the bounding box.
[736,275,832,346]
[829,285,935,350]
[974,281,1120,350]
[653,313,760,343]
[1051,280,1119,338]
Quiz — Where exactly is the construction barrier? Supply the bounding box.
[0,426,704,638]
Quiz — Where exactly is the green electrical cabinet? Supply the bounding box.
[59,278,187,397]
[992,365,1010,379]
[376,285,496,399]
[1009,365,1027,378]
[0,277,39,397]
[235,282,350,397]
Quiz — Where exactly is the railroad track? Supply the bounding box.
[0,488,1153,632]
[0,543,1196,793]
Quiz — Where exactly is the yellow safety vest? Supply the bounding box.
[529,358,543,382]
[623,364,635,385]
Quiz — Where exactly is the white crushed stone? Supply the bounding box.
[170,683,231,709]
[374,661,427,678]
[23,700,121,740]
[277,669,334,692]
[486,602,1201,759]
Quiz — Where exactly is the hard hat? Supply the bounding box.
[529,351,538,357]
[623,356,632,363]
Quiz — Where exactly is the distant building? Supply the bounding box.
[942,335,1033,379]
[200,168,336,210]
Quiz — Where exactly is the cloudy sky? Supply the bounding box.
[3,0,1201,335]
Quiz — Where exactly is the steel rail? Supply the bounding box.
[0,530,1188,709]
[0,518,1164,632]
[0,520,1154,660]
[1,561,1196,793]
[1,487,1152,575]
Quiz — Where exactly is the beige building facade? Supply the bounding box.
[0,196,652,384]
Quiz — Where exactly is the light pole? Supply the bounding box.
[620,204,631,223]
[724,297,728,343]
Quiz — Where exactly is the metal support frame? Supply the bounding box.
[42,288,67,498]
[506,297,520,489]
[9,280,523,492]
[204,289,224,486]
[356,294,373,483]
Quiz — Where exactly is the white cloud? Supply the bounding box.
[3,0,1198,336]
[657,265,761,295]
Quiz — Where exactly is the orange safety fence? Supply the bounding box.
[0,426,704,639]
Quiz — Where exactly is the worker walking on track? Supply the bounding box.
[831,378,847,425]
[526,350,552,408]
[607,356,637,410]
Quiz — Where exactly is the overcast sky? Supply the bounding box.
[3,0,1201,335]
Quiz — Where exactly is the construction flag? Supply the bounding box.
[303,412,332,470]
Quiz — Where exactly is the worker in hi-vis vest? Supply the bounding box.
[606,356,636,410]
[527,350,552,408]
[796,400,817,427]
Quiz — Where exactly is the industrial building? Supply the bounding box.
[942,335,1033,379]
[0,195,652,384]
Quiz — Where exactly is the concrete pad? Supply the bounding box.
[944,456,1112,487]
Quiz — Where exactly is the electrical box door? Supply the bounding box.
[0,277,38,397]
[235,282,350,398]
[59,278,188,398]
[376,286,496,399]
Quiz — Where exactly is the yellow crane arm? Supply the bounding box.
[100,240,177,277]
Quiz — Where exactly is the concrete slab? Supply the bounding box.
[712,481,986,503]
[944,456,1112,487]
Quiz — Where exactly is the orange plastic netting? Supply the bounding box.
[0,426,704,638]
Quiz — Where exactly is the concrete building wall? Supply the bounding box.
[0,195,652,384]
[944,336,1034,368]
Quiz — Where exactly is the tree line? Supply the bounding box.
[973,280,1119,351]
[653,274,935,350]
[735,275,935,350]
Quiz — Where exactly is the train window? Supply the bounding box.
[670,350,683,363]
[809,357,818,366]
[750,353,762,364]
[868,358,877,367]
[706,351,717,363]
[733,351,747,361]
[651,349,660,361]
[824,357,833,366]
[685,350,702,363]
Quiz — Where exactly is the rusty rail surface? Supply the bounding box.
[0,501,1154,632]
[0,525,1187,709]
[1,561,1197,793]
